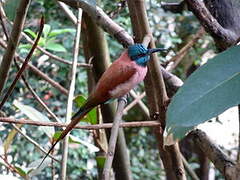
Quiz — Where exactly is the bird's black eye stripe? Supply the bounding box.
[130,53,146,60]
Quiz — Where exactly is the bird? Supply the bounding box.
[39,44,165,166]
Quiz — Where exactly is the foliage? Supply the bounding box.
[166,46,240,140]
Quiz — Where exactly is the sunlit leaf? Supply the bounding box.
[3,124,22,154]
[13,100,55,138]
[24,29,37,39]
[166,46,240,140]
[48,28,75,37]
[43,24,51,38]
[15,166,27,177]
[45,42,66,52]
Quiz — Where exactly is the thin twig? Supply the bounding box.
[0,117,161,129]
[166,27,205,71]
[181,154,200,180]
[0,0,32,95]
[101,96,127,180]
[18,69,61,123]
[0,17,44,109]
[0,38,68,96]
[57,1,77,24]
[12,124,60,163]
[60,9,82,180]
[124,91,149,118]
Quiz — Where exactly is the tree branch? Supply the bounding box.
[60,9,82,180]
[189,129,236,179]
[102,96,127,180]
[0,17,44,110]
[0,0,31,95]
[185,0,238,50]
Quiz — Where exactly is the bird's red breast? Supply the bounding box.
[85,50,147,107]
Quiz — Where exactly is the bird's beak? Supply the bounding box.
[148,48,167,54]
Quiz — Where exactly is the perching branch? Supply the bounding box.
[0,17,44,110]
[101,96,127,180]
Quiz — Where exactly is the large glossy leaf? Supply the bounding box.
[166,46,240,140]
[13,100,55,138]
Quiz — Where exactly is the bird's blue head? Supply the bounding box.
[128,44,165,66]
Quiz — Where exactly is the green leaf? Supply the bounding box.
[166,46,240,140]
[74,95,97,124]
[45,42,66,52]
[3,124,22,154]
[96,156,106,169]
[15,166,27,177]
[24,29,37,39]
[43,24,51,38]
[13,100,55,138]
[48,28,75,37]
[3,0,20,21]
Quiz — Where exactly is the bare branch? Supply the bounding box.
[0,117,160,129]
[60,9,82,180]
[185,0,238,50]
[189,129,236,179]
[0,0,31,95]
[102,96,127,180]
[12,124,60,163]
[0,17,44,110]
[58,0,134,47]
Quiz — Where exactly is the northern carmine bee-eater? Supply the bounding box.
[40,44,165,165]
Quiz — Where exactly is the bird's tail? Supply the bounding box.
[38,105,92,168]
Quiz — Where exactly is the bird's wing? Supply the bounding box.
[87,60,137,105]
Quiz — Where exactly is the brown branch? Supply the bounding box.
[185,0,238,50]
[189,129,237,179]
[127,0,186,179]
[166,27,205,72]
[0,117,160,129]
[0,0,31,95]
[58,0,134,47]
[0,38,68,96]
[0,17,44,109]
[102,96,127,180]
[61,8,82,179]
